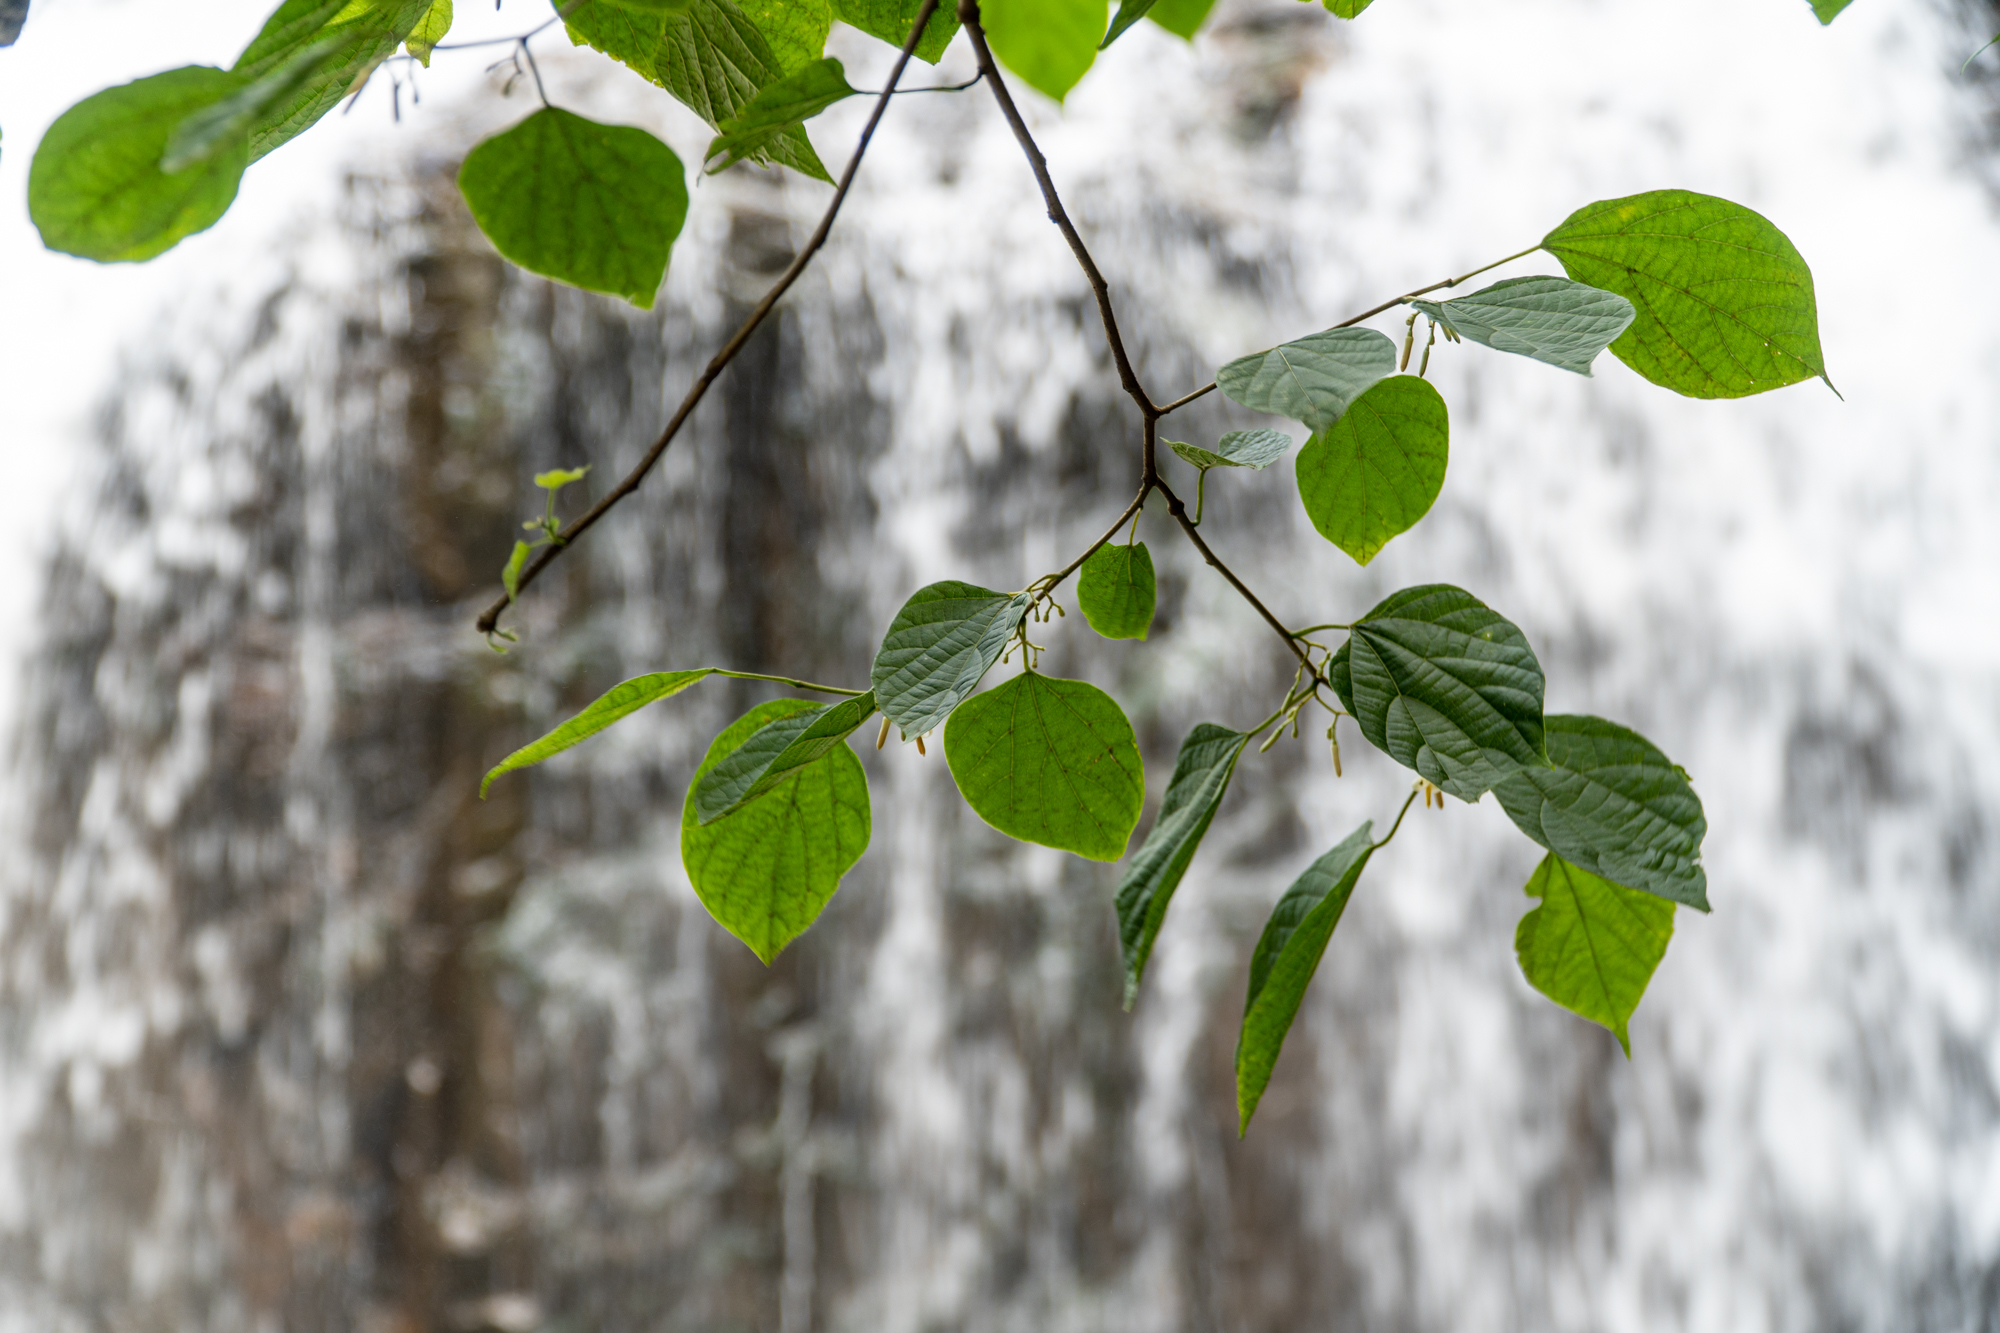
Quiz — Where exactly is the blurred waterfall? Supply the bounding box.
[3,2,2000,1330]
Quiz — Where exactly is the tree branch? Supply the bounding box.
[1155,480,1316,675]
[959,3,1156,418]
[476,0,945,636]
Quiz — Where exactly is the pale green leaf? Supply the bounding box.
[1493,714,1710,910]
[1145,0,1213,37]
[683,699,872,964]
[1076,541,1155,640]
[1329,584,1545,801]
[501,540,531,600]
[1326,0,1374,14]
[534,465,590,490]
[29,67,249,263]
[738,0,833,71]
[871,581,1034,738]
[1236,823,1373,1133]
[944,671,1145,861]
[481,669,716,796]
[1811,0,1852,22]
[1216,327,1397,431]
[693,690,877,823]
[232,0,434,160]
[1115,723,1251,1006]
[459,108,689,308]
[1516,853,1675,1055]
[1294,374,1448,565]
[1410,276,1635,377]
[1168,428,1292,472]
[1542,189,1831,398]
[405,0,452,64]
[832,0,960,62]
[706,57,856,177]
[562,0,830,176]
[981,0,1106,102]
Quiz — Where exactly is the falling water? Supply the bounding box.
[4,1,2000,1329]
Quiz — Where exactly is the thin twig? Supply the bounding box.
[1037,486,1152,591]
[961,3,1156,417]
[476,0,944,636]
[1153,244,1543,418]
[1372,788,1423,849]
[1155,479,1315,675]
[712,669,867,697]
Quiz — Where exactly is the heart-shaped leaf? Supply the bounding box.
[1330,584,1545,801]
[1077,542,1155,641]
[944,671,1145,861]
[1295,374,1448,565]
[871,581,1034,738]
[1410,275,1634,377]
[1515,853,1675,1055]
[1492,714,1709,910]
[1216,327,1397,431]
[1168,428,1293,473]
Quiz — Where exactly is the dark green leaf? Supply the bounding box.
[232,0,433,160]
[459,108,689,308]
[405,0,452,64]
[562,0,830,177]
[981,0,1104,102]
[694,690,877,823]
[1236,823,1373,1133]
[29,67,249,263]
[1102,0,1155,48]
[1145,0,1213,37]
[1294,374,1448,566]
[1516,853,1675,1055]
[481,669,716,796]
[1811,0,1852,21]
[738,0,833,70]
[1077,542,1155,641]
[944,671,1145,861]
[832,0,960,61]
[1168,428,1292,472]
[1409,276,1635,377]
[1542,189,1831,398]
[1115,723,1251,1006]
[1216,327,1397,431]
[706,57,856,176]
[1329,584,1545,801]
[683,699,871,964]
[1493,714,1709,911]
[871,581,1034,738]
[1326,0,1375,14]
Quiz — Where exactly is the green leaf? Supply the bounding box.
[944,671,1145,861]
[29,67,250,263]
[832,0,960,62]
[1145,0,1213,37]
[706,57,856,176]
[404,0,452,63]
[738,0,833,71]
[1167,428,1292,472]
[683,699,872,964]
[459,108,689,308]
[1325,0,1374,14]
[1409,276,1635,377]
[1541,189,1831,399]
[981,0,1105,102]
[1216,327,1397,432]
[1076,541,1155,641]
[1493,714,1710,911]
[693,690,877,824]
[481,669,716,796]
[1811,0,1852,21]
[534,465,590,490]
[871,581,1034,738]
[562,0,830,177]
[1102,0,1155,48]
[1115,723,1251,1007]
[232,0,433,160]
[501,540,532,600]
[1515,853,1674,1056]
[1294,374,1448,566]
[1329,584,1545,801]
[1236,823,1373,1133]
